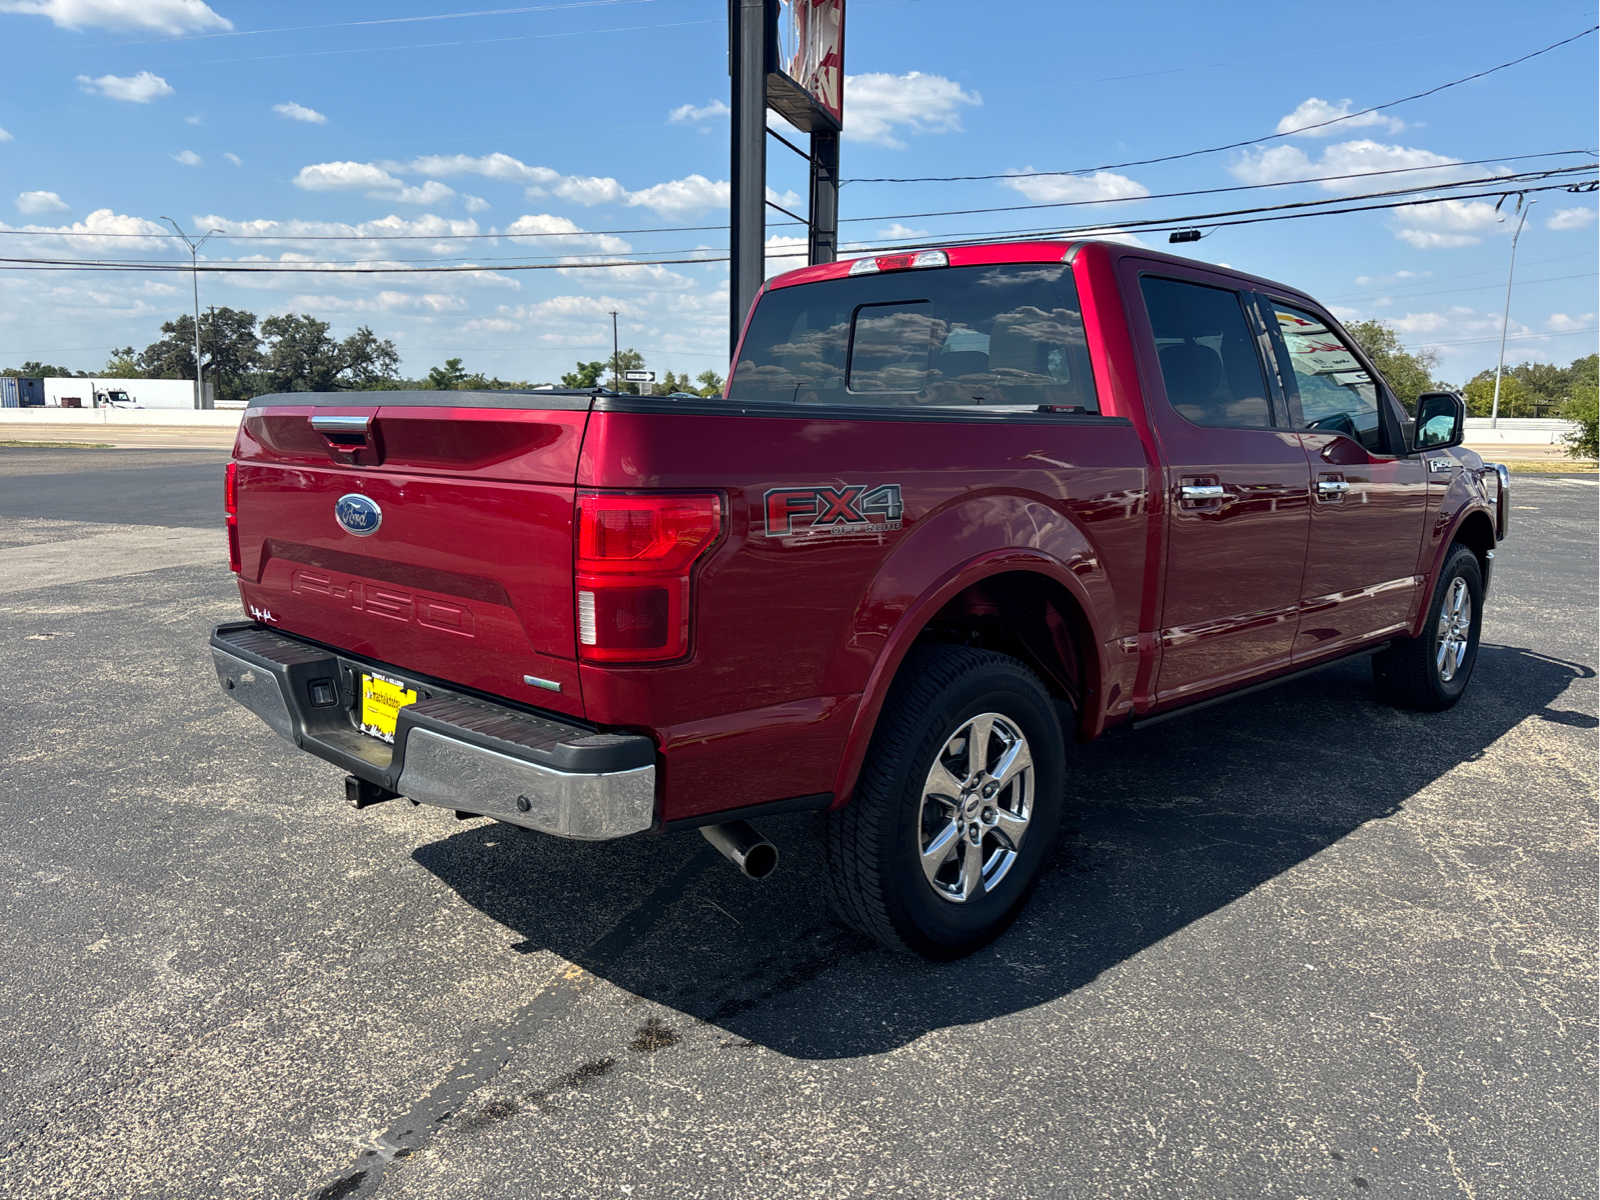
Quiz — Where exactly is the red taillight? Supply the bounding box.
[224,461,241,575]
[575,492,721,663]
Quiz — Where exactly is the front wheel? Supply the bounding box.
[822,645,1066,959]
[1373,544,1484,711]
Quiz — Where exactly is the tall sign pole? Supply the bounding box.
[729,0,768,357]
[728,1,845,359]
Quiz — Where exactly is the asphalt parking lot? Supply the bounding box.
[1,446,1595,1200]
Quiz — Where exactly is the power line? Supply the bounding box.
[0,152,1587,244]
[0,176,1591,276]
[843,26,1600,184]
[1403,326,1597,348]
[1325,270,1598,306]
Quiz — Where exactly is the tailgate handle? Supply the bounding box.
[310,414,373,453]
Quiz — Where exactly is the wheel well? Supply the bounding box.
[915,571,1097,732]
[1452,510,1496,575]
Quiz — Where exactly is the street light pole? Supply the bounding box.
[160,217,222,410]
[1489,199,1536,430]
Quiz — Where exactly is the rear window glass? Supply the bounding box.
[730,263,1099,411]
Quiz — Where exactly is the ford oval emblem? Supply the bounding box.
[335,493,382,537]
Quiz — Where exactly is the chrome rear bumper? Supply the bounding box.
[210,622,656,840]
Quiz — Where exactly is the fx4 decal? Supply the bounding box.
[763,484,904,538]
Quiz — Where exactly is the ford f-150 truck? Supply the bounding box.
[212,240,1509,957]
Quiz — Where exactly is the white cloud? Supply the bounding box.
[388,152,791,217]
[547,175,628,206]
[0,207,168,251]
[462,194,489,213]
[286,290,467,315]
[843,71,981,148]
[877,223,929,240]
[668,99,730,124]
[1391,198,1503,249]
[1548,312,1595,332]
[391,180,455,206]
[1230,139,1464,192]
[1546,206,1596,232]
[0,127,11,142]
[184,113,202,126]
[554,261,695,290]
[294,161,402,191]
[76,71,173,104]
[504,213,630,254]
[16,190,68,215]
[1,0,229,34]
[1275,97,1404,137]
[172,149,202,167]
[764,234,810,279]
[223,152,241,167]
[622,173,724,216]
[273,101,328,125]
[404,152,557,186]
[1002,168,1149,205]
[1354,269,1428,286]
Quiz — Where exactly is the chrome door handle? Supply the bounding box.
[1317,479,1350,498]
[1180,484,1225,502]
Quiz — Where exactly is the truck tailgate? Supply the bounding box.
[232,394,591,720]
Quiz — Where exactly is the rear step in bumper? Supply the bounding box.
[209,622,655,840]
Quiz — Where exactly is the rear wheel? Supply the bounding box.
[1373,544,1484,711]
[823,645,1066,959]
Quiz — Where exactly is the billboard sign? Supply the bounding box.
[766,0,844,131]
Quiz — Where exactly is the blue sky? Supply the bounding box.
[0,0,1595,387]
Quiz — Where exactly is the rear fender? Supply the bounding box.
[826,493,1115,807]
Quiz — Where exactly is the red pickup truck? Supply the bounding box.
[212,240,1509,957]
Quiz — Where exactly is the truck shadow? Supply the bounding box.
[412,643,1592,1061]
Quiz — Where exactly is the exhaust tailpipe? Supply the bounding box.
[699,821,778,880]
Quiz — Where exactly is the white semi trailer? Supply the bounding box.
[44,377,215,409]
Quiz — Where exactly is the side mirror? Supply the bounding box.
[1414,391,1465,451]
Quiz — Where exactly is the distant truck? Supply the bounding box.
[43,377,213,409]
[211,239,1508,957]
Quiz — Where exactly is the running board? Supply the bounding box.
[1129,644,1386,731]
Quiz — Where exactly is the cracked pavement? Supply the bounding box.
[0,448,1594,1199]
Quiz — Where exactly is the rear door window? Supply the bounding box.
[730,263,1099,411]
[1140,276,1275,428]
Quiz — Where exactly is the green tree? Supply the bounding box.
[2,361,81,377]
[1562,376,1598,460]
[104,347,142,376]
[426,357,469,390]
[560,360,607,389]
[258,314,398,392]
[1462,370,1543,419]
[1343,319,1440,409]
[137,307,263,405]
[338,326,399,390]
[695,369,724,398]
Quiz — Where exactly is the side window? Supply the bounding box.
[1265,302,1385,453]
[1140,276,1273,428]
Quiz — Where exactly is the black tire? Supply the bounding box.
[1373,545,1484,711]
[822,645,1066,959]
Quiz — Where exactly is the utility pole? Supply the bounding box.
[609,310,620,391]
[1490,199,1535,430]
[160,216,222,409]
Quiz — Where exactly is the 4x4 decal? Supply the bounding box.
[763,484,904,538]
